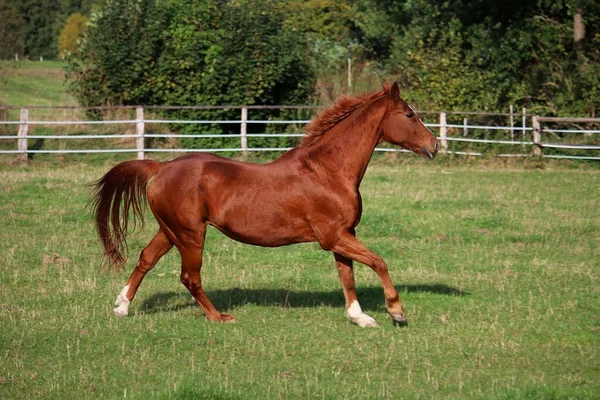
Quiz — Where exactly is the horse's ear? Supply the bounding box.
[390,81,400,101]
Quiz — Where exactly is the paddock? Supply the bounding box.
[0,161,598,399]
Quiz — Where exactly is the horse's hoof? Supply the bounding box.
[358,318,379,328]
[113,307,128,317]
[207,313,236,323]
[219,313,236,323]
[388,312,408,327]
[347,313,379,328]
[392,319,408,327]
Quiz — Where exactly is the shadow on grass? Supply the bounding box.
[140,284,468,314]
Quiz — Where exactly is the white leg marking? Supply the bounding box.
[346,300,378,327]
[113,284,130,317]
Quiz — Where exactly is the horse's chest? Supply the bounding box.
[320,189,362,227]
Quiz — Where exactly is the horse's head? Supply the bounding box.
[381,82,439,160]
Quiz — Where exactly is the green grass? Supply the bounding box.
[0,61,77,107]
[0,159,598,399]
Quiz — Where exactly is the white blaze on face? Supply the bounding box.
[113,284,130,317]
[346,300,378,328]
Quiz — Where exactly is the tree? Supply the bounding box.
[284,0,353,41]
[509,0,600,116]
[64,0,600,118]
[0,0,99,60]
[284,0,374,101]
[363,0,600,116]
[19,0,63,59]
[58,13,89,58]
[151,0,314,107]
[65,0,165,106]
[66,0,316,148]
[0,0,25,59]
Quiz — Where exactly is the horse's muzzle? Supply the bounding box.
[422,141,439,160]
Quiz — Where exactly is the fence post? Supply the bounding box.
[510,105,514,141]
[240,106,248,153]
[347,57,352,89]
[439,112,448,153]
[17,108,28,166]
[522,108,527,150]
[532,116,542,157]
[136,107,144,160]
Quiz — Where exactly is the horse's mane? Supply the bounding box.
[300,83,393,148]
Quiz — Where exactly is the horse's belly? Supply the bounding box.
[209,212,315,247]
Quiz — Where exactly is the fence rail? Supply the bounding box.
[1,105,599,165]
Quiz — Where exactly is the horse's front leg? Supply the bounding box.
[330,231,407,326]
[334,253,378,327]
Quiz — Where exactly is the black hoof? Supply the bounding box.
[388,312,408,327]
[392,319,408,327]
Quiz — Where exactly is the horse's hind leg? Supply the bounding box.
[177,226,235,323]
[114,229,173,317]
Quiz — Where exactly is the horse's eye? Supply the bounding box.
[406,112,414,118]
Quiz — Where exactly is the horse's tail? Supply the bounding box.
[90,160,162,269]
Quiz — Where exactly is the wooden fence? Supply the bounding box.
[1,105,599,165]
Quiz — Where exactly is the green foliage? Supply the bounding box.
[285,0,353,40]
[58,13,90,58]
[152,0,314,105]
[390,16,502,111]
[20,0,63,59]
[352,0,400,59]
[355,0,600,116]
[66,0,316,148]
[0,0,99,60]
[0,0,26,59]
[65,0,165,106]
[3,0,599,119]
[510,8,600,117]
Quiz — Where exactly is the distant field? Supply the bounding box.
[0,161,598,399]
[0,61,77,107]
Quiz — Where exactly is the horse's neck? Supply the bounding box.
[308,100,387,187]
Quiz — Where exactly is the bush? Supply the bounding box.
[65,0,316,149]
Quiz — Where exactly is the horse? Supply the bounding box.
[91,82,439,327]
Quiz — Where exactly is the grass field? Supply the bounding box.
[0,159,598,399]
[0,61,77,107]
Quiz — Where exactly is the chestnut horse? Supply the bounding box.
[91,82,439,327]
